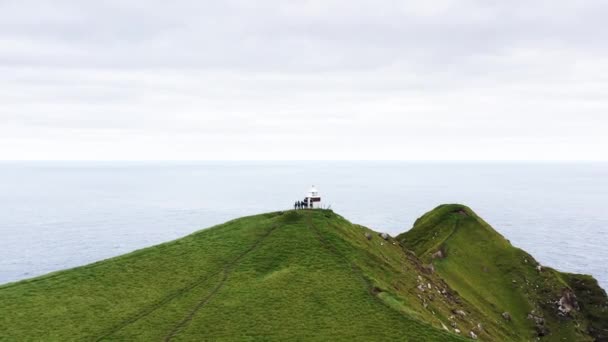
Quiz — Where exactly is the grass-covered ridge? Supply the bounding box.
[0,210,464,341]
[1,206,606,341]
[398,204,608,342]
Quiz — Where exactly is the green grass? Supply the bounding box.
[398,204,608,342]
[0,210,463,341]
[1,206,606,341]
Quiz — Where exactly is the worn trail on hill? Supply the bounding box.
[163,224,279,341]
[305,213,373,294]
[420,219,459,258]
[95,224,278,341]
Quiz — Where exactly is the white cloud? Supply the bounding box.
[1,0,607,160]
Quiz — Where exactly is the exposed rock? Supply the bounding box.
[536,265,542,273]
[454,328,461,334]
[527,313,545,326]
[432,249,445,259]
[450,321,457,328]
[476,323,483,331]
[535,324,550,337]
[452,309,467,317]
[379,232,390,240]
[364,232,372,240]
[454,208,468,216]
[469,331,478,339]
[417,284,426,292]
[370,286,383,295]
[422,263,435,273]
[427,283,432,289]
[502,312,511,321]
[558,289,579,316]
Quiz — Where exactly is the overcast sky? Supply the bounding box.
[1,1,607,160]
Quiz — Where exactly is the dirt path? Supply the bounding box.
[419,219,460,258]
[163,224,278,341]
[305,213,373,293]
[94,269,224,341]
[95,224,278,341]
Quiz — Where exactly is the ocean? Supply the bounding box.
[0,161,606,290]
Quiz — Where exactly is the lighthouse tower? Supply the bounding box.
[305,185,321,209]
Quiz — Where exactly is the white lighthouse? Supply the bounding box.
[305,185,321,209]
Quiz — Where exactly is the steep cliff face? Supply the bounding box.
[398,204,608,341]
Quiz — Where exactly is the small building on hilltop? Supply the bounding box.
[304,185,321,209]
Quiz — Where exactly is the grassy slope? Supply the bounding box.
[0,210,466,341]
[3,207,606,341]
[398,204,608,342]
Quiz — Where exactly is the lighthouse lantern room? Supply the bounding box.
[305,185,322,209]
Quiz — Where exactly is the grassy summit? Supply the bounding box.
[398,204,608,341]
[0,210,463,341]
[1,206,606,341]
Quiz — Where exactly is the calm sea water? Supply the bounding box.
[0,162,606,290]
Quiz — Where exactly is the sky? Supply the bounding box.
[1,0,607,161]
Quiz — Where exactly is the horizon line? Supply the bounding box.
[1,159,606,163]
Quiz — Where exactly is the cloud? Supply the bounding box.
[1,0,607,160]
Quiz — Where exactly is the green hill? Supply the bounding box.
[398,204,608,341]
[0,207,606,341]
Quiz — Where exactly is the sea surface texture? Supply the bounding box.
[0,162,606,290]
